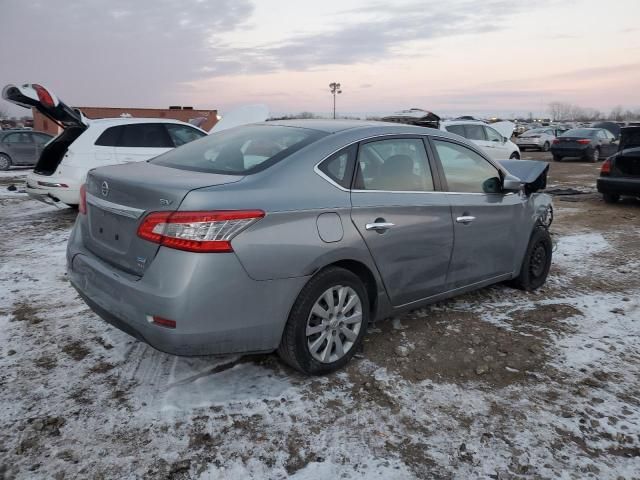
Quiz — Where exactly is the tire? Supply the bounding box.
[587,147,599,163]
[542,142,550,152]
[0,154,11,171]
[552,154,562,162]
[602,193,620,204]
[509,152,520,160]
[277,267,369,375]
[510,227,552,291]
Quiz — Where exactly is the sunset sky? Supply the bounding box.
[1,0,639,118]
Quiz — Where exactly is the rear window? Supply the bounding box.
[151,125,326,175]
[562,129,596,137]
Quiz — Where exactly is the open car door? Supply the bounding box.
[2,83,88,130]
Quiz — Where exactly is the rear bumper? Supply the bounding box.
[597,176,640,196]
[549,145,591,158]
[26,173,80,205]
[67,221,309,356]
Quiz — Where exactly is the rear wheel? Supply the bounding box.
[0,154,11,171]
[277,267,369,375]
[602,193,620,204]
[542,142,550,152]
[509,152,520,159]
[587,147,600,163]
[510,227,552,291]
[552,154,562,162]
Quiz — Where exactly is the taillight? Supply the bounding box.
[137,210,265,253]
[577,139,591,144]
[552,139,560,144]
[79,184,87,214]
[33,84,55,107]
[601,158,612,176]
[151,316,176,329]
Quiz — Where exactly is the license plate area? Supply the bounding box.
[88,205,135,254]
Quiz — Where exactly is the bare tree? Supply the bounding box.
[548,102,573,121]
[610,106,624,122]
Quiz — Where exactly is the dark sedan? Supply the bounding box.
[597,126,640,203]
[0,129,53,170]
[550,128,617,162]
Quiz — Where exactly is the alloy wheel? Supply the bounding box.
[0,156,10,170]
[306,285,363,363]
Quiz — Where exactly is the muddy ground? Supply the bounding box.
[0,151,639,479]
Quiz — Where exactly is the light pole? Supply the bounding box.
[329,82,342,119]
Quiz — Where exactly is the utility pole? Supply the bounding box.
[329,82,342,119]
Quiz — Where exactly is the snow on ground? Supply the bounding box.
[1,170,639,479]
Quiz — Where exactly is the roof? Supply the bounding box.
[86,117,200,127]
[264,119,386,133]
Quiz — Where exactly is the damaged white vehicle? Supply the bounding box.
[2,84,208,207]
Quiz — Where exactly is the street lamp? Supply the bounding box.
[329,82,342,119]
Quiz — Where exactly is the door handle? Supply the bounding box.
[456,216,476,224]
[365,222,395,232]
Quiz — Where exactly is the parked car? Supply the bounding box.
[515,127,556,152]
[2,83,207,206]
[0,129,53,170]
[550,128,618,162]
[67,120,553,375]
[597,126,640,203]
[441,120,520,160]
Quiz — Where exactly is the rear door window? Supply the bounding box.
[354,138,434,191]
[119,124,173,148]
[3,132,33,144]
[166,124,207,147]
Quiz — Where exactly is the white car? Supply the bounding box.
[515,127,557,152]
[2,84,207,206]
[441,120,520,160]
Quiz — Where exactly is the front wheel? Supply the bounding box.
[542,142,550,152]
[277,267,369,375]
[510,227,552,291]
[509,152,520,160]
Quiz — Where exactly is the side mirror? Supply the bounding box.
[502,174,522,192]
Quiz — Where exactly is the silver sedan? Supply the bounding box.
[516,127,557,152]
[67,120,553,374]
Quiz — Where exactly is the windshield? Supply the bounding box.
[562,129,595,137]
[151,125,326,174]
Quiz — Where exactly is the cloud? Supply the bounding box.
[200,0,531,76]
[0,0,253,111]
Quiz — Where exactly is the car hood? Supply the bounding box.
[2,83,88,129]
[490,121,516,139]
[209,104,269,133]
[498,159,549,193]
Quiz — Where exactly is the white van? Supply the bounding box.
[2,84,207,206]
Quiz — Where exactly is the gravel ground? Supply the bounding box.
[0,153,639,480]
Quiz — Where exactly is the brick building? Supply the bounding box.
[33,106,218,135]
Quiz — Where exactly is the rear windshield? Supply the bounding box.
[151,125,326,174]
[562,129,595,137]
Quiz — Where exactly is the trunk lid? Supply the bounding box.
[83,162,243,276]
[2,83,89,129]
